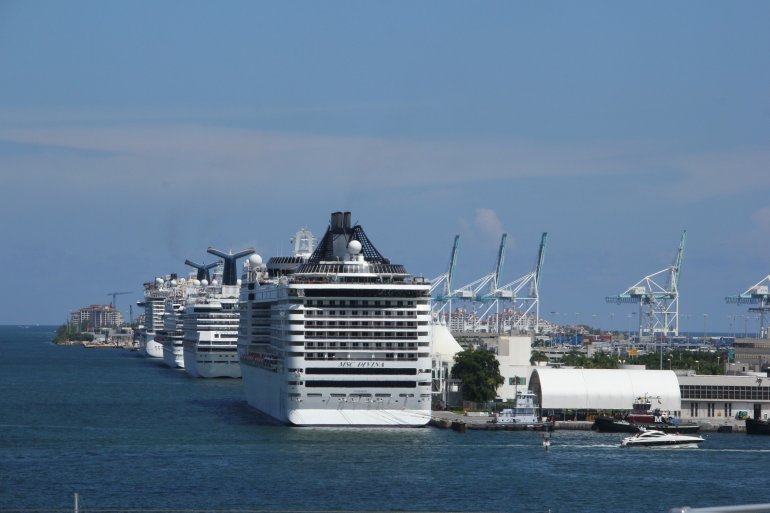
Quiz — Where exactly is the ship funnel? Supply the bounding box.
[343,211,352,230]
[207,247,256,286]
[330,211,343,231]
[184,259,219,282]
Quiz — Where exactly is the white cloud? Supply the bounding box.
[474,208,505,241]
[1,122,769,207]
[752,205,770,229]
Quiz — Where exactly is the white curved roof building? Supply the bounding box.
[530,368,682,412]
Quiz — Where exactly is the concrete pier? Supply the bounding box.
[430,411,748,432]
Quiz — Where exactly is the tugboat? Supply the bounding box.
[745,417,770,435]
[491,392,553,431]
[592,395,700,434]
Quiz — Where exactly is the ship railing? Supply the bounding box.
[670,504,770,513]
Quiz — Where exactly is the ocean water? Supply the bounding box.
[1,325,769,513]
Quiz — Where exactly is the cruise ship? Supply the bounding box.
[158,269,211,369]
[237,212,433,426]
[182,248,254,378]
[136,276,173,358]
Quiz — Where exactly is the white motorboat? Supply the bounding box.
[620,429,704,448]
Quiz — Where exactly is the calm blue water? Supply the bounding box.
[1,325,769,513]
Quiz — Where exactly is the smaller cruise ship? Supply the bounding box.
[158,272,208,369]
[182,248,254,378]
[137,276,174,358]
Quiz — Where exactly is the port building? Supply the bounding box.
[529,368,682,414]
[677,373,770,423]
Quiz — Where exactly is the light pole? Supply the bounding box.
[667,357,672,370]
[730,315,736,339]
[695,360,699,373]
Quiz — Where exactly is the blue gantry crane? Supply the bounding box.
[606,230,686,338]
[726,275,770,339]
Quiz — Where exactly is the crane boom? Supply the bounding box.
[446,235,460,294]
[107,291,132,309]
[534,232,548,289]
[494,233,507,289]
[673,230,686,289]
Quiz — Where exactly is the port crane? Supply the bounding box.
[452,233,508,332]
[606,230,686,338]
[430,235,460,325]
[494,232,548,333]
[107,291,132,310]
[725,275,770,339]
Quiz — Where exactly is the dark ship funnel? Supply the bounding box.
[207,247,256,285]
[184,260,219,282]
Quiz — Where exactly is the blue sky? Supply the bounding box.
[1,1,769,333]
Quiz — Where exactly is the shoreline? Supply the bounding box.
[429,411,748,432]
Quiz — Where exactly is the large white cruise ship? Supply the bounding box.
[237,212,433,427]
[182,248,254,378]
[136,277,173,358]
[158,272,207,369]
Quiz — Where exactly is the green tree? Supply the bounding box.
[530,350,549,366]
[451,348,504,403]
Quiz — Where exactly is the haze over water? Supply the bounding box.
[1,326,768,513]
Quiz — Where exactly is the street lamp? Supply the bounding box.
[695,360,699,373]
[667,357,672,370]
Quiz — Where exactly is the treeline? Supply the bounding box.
[531,348,727,374]
[53,324,95,344]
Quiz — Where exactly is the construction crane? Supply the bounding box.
[430,235,460,325]
[726,275,770,339]
[606,230,686,339]
[495,232,548,333]
[107,291,132,309]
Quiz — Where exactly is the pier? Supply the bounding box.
[429,411,747,432]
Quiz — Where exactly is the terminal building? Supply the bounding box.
[529,367,681,420]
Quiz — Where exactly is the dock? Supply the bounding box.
[429,411,747,432]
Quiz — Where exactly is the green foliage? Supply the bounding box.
[530,350,549,365]
[631,349,725,374]
[53,324,95,344]
[451,348,504,403]
[559,350,619,369]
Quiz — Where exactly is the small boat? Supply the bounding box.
[492,392,553,430]
[620,429,704,448]
[745,418,770,435]
[593,395,700,434]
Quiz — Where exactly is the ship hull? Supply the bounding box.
[183,346,241,378]
[745,418,770,435]
[240,363,430,427]
[144,336,164,358]
[162,343,185,368]
[592,416,700,433]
